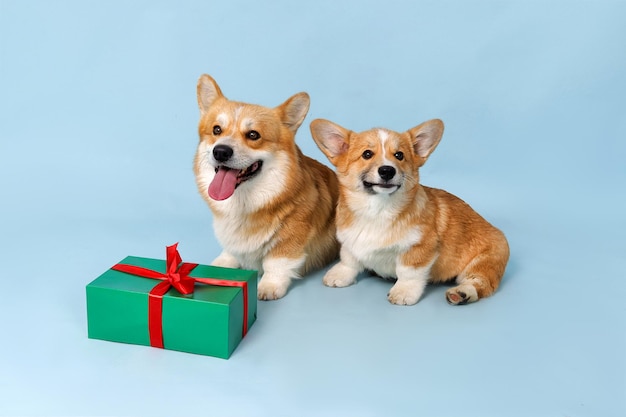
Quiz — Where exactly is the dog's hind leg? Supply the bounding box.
[445,247,508,305]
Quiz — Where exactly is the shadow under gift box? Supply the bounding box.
[86,256,257,359]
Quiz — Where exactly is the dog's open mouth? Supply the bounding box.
[363,181,400,194]
[234,160,263,183]
[208,161,263,201]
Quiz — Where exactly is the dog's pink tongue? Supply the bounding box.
[208,167,238,201]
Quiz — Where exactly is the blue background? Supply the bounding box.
[1,1,625,416]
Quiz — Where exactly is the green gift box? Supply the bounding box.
[86,244,257,359]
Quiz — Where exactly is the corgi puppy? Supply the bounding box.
[310,118,509,305]
[194,75,340,300]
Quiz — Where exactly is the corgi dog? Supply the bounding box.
[310,118,509,305]
[194,75,340,300]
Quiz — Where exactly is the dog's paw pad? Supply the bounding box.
[445,286,477,305]
[446,291,466,305]
[257,280,288,301]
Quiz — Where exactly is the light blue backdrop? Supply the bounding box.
[1,1,624,416]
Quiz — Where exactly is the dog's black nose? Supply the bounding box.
[213,145,233,162]
[378,165,396,181]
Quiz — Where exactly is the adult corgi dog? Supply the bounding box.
[194,75,339,300]
[310,118,509,305]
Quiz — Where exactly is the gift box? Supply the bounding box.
[86,244,257,359]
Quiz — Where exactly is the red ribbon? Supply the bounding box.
[111,243,248,349]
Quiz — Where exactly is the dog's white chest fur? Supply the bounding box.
[338,197,422,278]
[212,200,278,271]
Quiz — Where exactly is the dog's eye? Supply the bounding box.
[213,125,222,135]
[362,150,374,160]
[246,130,261,140]
[394,151,404,161]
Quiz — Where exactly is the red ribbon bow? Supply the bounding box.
[111,243,248,349]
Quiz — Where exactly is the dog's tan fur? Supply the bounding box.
[194,75,339,300]
[310,118,509,305]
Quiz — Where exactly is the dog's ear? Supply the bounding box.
[197,74,224,114]
[408,119,444,159]
[310,119,350,165]
[277,92,310,133]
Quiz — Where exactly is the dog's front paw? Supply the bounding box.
[387,281,424,306]
[257,278,290,301]
[211,252,240,269]
[323,263,358,288]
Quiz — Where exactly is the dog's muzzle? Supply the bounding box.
[362,165,401,194]
[207,144,264,201]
